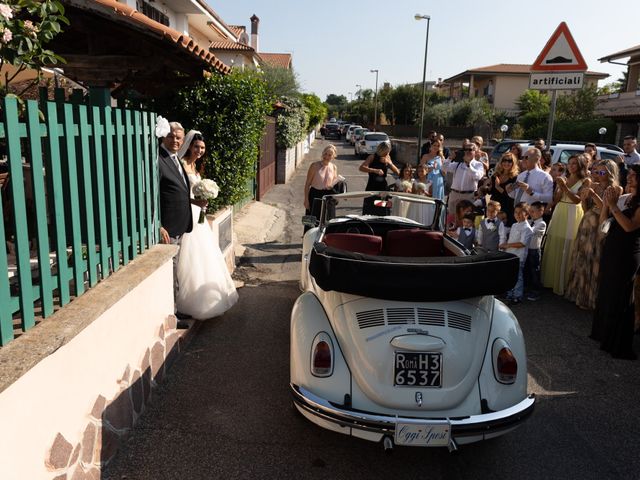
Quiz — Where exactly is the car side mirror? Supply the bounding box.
[302,215,318,227]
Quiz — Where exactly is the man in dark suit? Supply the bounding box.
[159,123,191,245]
[157,122,205,324]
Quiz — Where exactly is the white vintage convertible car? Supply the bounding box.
[291,191,535,451]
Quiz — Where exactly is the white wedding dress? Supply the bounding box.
[176,173,239,320]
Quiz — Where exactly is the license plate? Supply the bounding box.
[394,352,442,387]
[395,420,451,447]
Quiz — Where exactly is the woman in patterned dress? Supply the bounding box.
[541,154,591,295]
[565,160,619,309]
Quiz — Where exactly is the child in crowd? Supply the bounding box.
[473,178,492,217]
[394,163,414,192]
[499,202,533,305]
[452,213,477,250]
[497,210,510,243]
[447,199,474,231]
[524,201,547,301]
[477,200,503,253]
[414,164,432,196]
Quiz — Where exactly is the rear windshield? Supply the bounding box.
[365,134,389,141]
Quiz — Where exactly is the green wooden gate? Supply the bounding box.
[0,92,159,346]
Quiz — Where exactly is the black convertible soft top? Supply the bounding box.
[309,243,519,302]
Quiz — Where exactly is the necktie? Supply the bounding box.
[515,170,530,204]
[172,154,186,185]
[464,228,472,234]
[487,219,495,224]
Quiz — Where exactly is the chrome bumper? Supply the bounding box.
[291,383,535,440]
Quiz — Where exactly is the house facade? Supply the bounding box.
[595,45,640,142]
[444,64,608,115]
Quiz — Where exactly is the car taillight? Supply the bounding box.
[496,347,517,384]
[311,333,333,377]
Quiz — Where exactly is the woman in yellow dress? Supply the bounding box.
[541,154,591,295]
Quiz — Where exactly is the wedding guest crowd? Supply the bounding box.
[375,133,640,360]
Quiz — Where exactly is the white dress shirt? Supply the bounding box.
[509,167,553,204]
[443,159,485,192]
[505,220,533,262]
[623,150,640,166]
[528,218,547,250]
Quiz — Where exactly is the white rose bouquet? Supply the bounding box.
[192,178,219,223]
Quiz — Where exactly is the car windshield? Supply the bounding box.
[317,191,443,230]
[365,134,388,141]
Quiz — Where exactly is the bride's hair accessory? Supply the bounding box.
[155,116,170,138]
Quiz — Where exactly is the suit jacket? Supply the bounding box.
[158,146,192,238]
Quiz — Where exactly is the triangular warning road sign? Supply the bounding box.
[531,22,587,72]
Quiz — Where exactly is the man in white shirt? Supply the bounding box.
[507,147,553,205]
[443,140,485,215]
[618,136,640,166]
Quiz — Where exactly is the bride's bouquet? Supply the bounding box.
[192,178,219,223]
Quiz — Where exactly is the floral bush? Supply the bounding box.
[0,0,68,96]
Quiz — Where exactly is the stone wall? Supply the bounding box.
[0,245,191,480]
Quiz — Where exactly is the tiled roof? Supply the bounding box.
[445,63,607,82]
[599,45,640,63]
[228,25,246,37]
[209,40,254,52]
[260,53,292,69]
[82,0,231,74]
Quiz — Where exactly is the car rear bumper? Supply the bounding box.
[291,383,535,444]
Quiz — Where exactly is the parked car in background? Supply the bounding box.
[346,125,362,143]
[294,192,535,451]
[489,140,623,172]
[351,127,369,146]
[356,132,390,158]
[340,123,352,136]
[548,143,622,164]
[323,122,341,140]
[489,140,530,165]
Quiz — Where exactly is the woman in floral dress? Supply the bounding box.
[542,154,591,295]
[565,160,619,309]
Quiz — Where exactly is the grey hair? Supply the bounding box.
[169,121,184,132]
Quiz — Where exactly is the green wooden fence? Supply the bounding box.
[0,92,159,346]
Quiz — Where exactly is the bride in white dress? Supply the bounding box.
[175,130,238,319]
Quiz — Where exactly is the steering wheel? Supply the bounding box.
[344,218,375,235]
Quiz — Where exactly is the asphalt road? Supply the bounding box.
[104,138,640,480]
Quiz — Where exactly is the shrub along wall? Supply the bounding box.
[150,70,272,211]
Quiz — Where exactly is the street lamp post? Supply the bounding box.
[355,84,362,99]
[370,69,379,131]
[415,13,431,165]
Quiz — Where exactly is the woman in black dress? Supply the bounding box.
[490,152,519,225]
[591,165,640,360]
[359,142,399,215]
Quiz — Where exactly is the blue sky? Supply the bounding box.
[211,0,638,102]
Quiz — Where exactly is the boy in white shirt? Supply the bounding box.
[524,202,547,301]
[499,202,533,305]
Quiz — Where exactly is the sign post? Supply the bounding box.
[529,22,588,147]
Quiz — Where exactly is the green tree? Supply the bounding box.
[387,84,417,125]
[556,84,599,121]
[301,93,326,132]
[260,64,300,100]
[0,0,69,97]
[516,90,550,115]
[152,69,272,210]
